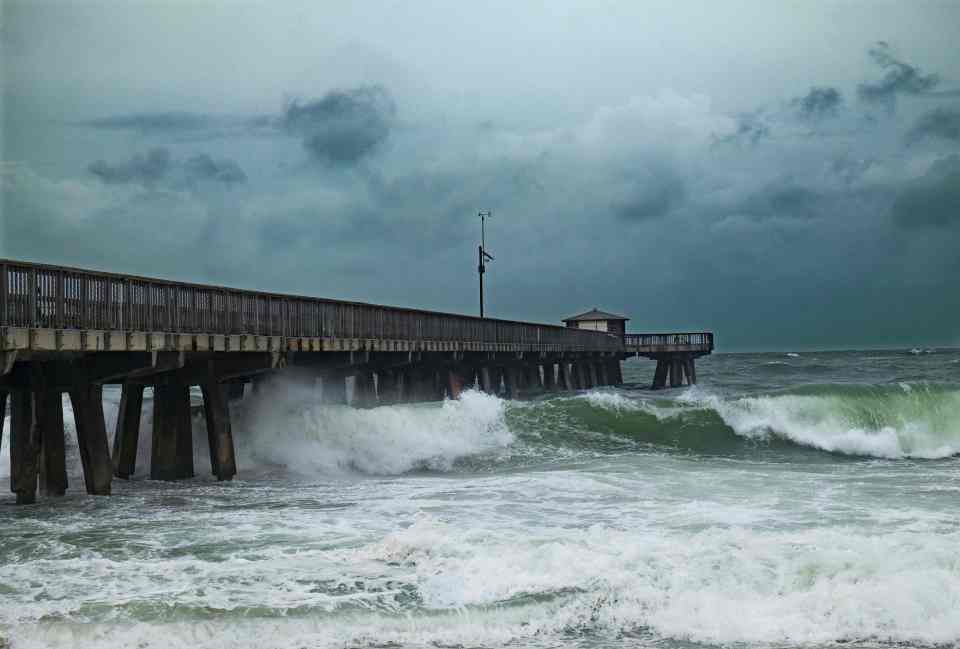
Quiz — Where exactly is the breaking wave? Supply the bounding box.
[514,383,960,460]
[233,383,513,475]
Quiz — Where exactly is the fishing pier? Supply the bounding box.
[0,259,712,503]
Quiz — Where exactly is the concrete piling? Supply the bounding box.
[200,381,237,481]
[151,383,193,481]
[324,373,347,404]
[69,384,113,495]
[36,387,67,497]
[0,391,6,455]
[112,382,144,479]
[9,389,38,504]
[353,371,377,408]
[479,366,495,394]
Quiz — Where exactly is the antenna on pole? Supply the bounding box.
[478,210,493,318]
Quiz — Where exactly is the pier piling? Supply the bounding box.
[113,382,144,479]
[69,384,113,495]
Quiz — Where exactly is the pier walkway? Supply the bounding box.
[0,259,711,504]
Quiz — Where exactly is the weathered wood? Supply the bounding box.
[151,383,193,481]
[36,387,67,496]
[200,381,236,481]
[68,384,112,495]
[112,382,144,479]
[10,389,38,504]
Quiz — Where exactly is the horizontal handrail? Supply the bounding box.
[624,332,714,348]
[0,259,623,352]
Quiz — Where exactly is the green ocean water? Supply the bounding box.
[1,349,959,648]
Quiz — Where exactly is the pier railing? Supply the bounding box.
[0,260,622,352]
[624,332,714,350]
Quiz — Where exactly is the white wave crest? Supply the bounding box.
[234,384,514,475]
[688,386,960,458]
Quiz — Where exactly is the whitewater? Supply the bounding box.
[1,349,959,648]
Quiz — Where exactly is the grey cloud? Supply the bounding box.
[82,112,213,134]
[792,86,843,120]
[715,112,769,146]
[281,85,396,165]
[892,155,960,228]
[858,42,940,110]
[183,154,248,185]
[88,148,247,187]
[614,173,686,222]
[736,183,824,220]
[88,147,172,185]
[907,107,960,143]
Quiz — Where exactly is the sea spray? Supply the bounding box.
[232,382,514,474]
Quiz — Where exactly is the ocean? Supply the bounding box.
[1,349,958,648]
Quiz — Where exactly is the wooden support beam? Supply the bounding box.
[151,383,193,481]
[68,384,112,495]
[200,381,236,481]
[9,389,38,504]
[36,386,67,496]
[686,358,697,385]
[112,382,144,479]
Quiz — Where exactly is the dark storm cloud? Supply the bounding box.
[614,173,686,222]
[857,41,940,110]
[792,86,843,120]
[88,147,172,185]
[88,147,247,187]
[907,107,960,143]
[281,85,396,165]
[81,112,214,134]
[892,155,960,228]
[737,183,824,220]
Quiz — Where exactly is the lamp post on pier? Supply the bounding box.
[478,210,493,318]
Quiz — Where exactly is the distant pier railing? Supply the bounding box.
[624,332,714,354]
[0,260,622,352]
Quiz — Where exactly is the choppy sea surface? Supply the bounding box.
[1,349,959,649]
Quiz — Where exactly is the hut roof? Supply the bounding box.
[562,308,630,323]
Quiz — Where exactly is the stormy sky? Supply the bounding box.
[2,2,959,351]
